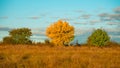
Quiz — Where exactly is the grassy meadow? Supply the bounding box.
[0,44,120,68]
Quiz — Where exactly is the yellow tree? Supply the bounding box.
[46,20,74,46]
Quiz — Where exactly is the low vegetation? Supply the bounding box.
[0,45,120,68]
[0,20,120,68]
[87,29,110,47]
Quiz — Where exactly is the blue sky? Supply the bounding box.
[0,0,120,43]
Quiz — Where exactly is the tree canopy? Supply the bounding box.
[87,29,110,46]
[3,28,32,44]
[46,20,74,46]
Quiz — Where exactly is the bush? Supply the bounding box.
[87,29,110,46]
[44,39,50,44]
[3,36,15,44]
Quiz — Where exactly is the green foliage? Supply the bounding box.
[3,28,32,44]
[9,28,32,39]
[87,29,110,46]
[3,36,14,44]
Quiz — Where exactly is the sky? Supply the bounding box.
[0,0,120,43]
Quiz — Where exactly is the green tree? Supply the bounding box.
[87,29,110,46]
[3,28,32,44]
[46,20,74,46]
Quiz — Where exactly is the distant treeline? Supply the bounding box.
[0,20,119,47]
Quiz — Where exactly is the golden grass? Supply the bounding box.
[0,45,120,68]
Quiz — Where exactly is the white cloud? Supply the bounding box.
[90,20,101,23]
[31,28,46,36]
[0,16,8,19]
[104,28,120,32]
[114,6,120,13]
[98,13,109,17]
[107,22,119,25]
[73,22,87,25]
[110,35,120,38]
[81,14,91,19]
[75,28,94,35]
[0,26,12,31]
[27,16,40,19]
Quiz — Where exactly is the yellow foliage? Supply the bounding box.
[46,20,74,46]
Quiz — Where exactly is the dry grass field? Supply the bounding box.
[0,45,120,68]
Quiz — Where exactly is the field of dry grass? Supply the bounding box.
[0,45,120,68]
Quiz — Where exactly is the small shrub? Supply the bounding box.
[87,29,110,47]
[44,39,50,44]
